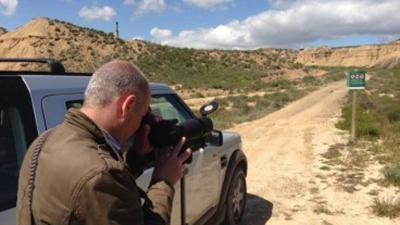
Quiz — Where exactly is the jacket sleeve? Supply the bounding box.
[73,170,175,225]
[143,181,175,225]
[74,170,144,225]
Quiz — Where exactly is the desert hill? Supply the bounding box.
[0,17,148,72]
[296,40,400,68]
[0,17,309,90]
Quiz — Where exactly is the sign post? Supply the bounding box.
[351,91,357,141]
[346,69,366,142]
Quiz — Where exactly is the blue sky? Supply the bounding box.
[1,0,400,49]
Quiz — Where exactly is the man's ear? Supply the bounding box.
[121,94,137,120]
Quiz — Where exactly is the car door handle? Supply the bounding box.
[220,155,228,168]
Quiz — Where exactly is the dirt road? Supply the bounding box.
[230,81,399,225]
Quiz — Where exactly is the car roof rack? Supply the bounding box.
[0,58,66,73]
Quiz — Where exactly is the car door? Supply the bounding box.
[147,94,221,225]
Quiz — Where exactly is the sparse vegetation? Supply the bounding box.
[320,142,373,193]
[372,197,400,218]
[313,204,334,215]
[319,166,330,171]
[321,143,343,163]
[203,67,345,129]
[336,68,400,169]
[367,189,379,196]
[334,68,400,217]
[135,43,311,91]
[208,86,305,129]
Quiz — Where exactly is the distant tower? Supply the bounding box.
[115,21,119,38]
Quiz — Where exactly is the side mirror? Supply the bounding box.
[206,130,223,146]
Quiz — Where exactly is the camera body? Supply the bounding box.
[142,114,213,149]
[141,101,220,163]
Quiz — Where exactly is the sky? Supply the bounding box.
[0,0,400,49]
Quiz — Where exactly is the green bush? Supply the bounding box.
[302,75,319,85]
[336,93,381,138]
[265,79,293,89]
[357,122,381,137]
[383,165,400,186]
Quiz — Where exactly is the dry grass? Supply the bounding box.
[372,197,400,218]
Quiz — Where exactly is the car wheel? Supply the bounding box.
[224,168,246,225]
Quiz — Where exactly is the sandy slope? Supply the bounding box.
[230,81,399,225]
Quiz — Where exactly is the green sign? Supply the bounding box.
[347,69,366,90]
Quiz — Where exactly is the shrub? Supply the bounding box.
[372,197,400,218]
[383,165,400,186]
[302,75,317,82]
[357,121,381,137]
[387,107,400,122]
[336,93,382,138]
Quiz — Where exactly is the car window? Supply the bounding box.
[65,95,193,124]
[151,95,192,123]
[66,100,83,110]
[0,78,37,212]
[42,94,84,129]
[0,108,20,211]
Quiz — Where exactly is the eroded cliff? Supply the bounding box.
[296,41,400,68]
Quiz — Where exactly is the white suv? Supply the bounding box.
[0,58,247,225]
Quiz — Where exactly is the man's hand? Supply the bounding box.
[153,137,192,186]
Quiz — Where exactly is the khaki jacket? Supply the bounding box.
[17,109,174,225]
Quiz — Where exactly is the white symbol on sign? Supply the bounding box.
[359,74,364,79]
[351,75,355,79]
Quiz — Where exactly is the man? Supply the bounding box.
[17,60,191,225]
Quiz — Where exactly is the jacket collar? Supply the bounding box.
[64,108,125,162]
[64,108,106,144]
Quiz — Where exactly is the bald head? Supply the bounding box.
[84,60,150,107]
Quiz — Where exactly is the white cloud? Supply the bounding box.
[136,0,166,15]
[79,6,116,21]
[150,0,400,49]
[183,0,232,9]
[0,0,17,16]
[151,27,173,42]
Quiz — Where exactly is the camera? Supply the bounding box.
[144,116,213,148]
[142,101,220,162]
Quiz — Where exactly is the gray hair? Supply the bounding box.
[84,60,150,107]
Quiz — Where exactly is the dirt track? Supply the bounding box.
[230,81,399,225]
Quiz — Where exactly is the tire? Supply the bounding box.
[223,168,246,225]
